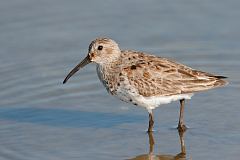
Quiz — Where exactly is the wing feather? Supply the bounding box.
[120,51,227,97]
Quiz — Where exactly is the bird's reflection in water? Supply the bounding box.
[128,130,187,160]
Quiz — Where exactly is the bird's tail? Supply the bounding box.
[213,76,228,87]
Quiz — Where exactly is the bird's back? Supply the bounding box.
[118,50,227,97]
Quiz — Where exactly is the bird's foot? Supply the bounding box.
[147,129,153,133]
[177,124,187,133]
[147,126,154,133]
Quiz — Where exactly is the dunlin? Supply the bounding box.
[63,38,227,132]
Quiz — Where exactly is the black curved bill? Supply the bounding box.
[63,55,90,84]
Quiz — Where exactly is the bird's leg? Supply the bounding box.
[177,99,187,132]
[148,111,154,132]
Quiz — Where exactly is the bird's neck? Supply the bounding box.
[97,55,121,67]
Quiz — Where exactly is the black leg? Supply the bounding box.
[177,99,187,132]
[148,112,154,132]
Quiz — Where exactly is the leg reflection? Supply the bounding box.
[175,130,186,159]
[127,130,187,160]
[148,130,155,154]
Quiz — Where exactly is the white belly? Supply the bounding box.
[135,93,193,112]
[115,83,193,112]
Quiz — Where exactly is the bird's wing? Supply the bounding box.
[120,51,227,97]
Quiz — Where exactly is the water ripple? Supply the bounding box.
[0,107,144,128]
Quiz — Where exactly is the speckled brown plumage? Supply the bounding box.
[63,37,228,132]
[96,50,227,97]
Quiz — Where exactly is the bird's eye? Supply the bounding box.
[98,45,103,50]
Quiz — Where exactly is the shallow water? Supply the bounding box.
[0,0,240,159]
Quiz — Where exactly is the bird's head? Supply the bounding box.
[63,37,121,84]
